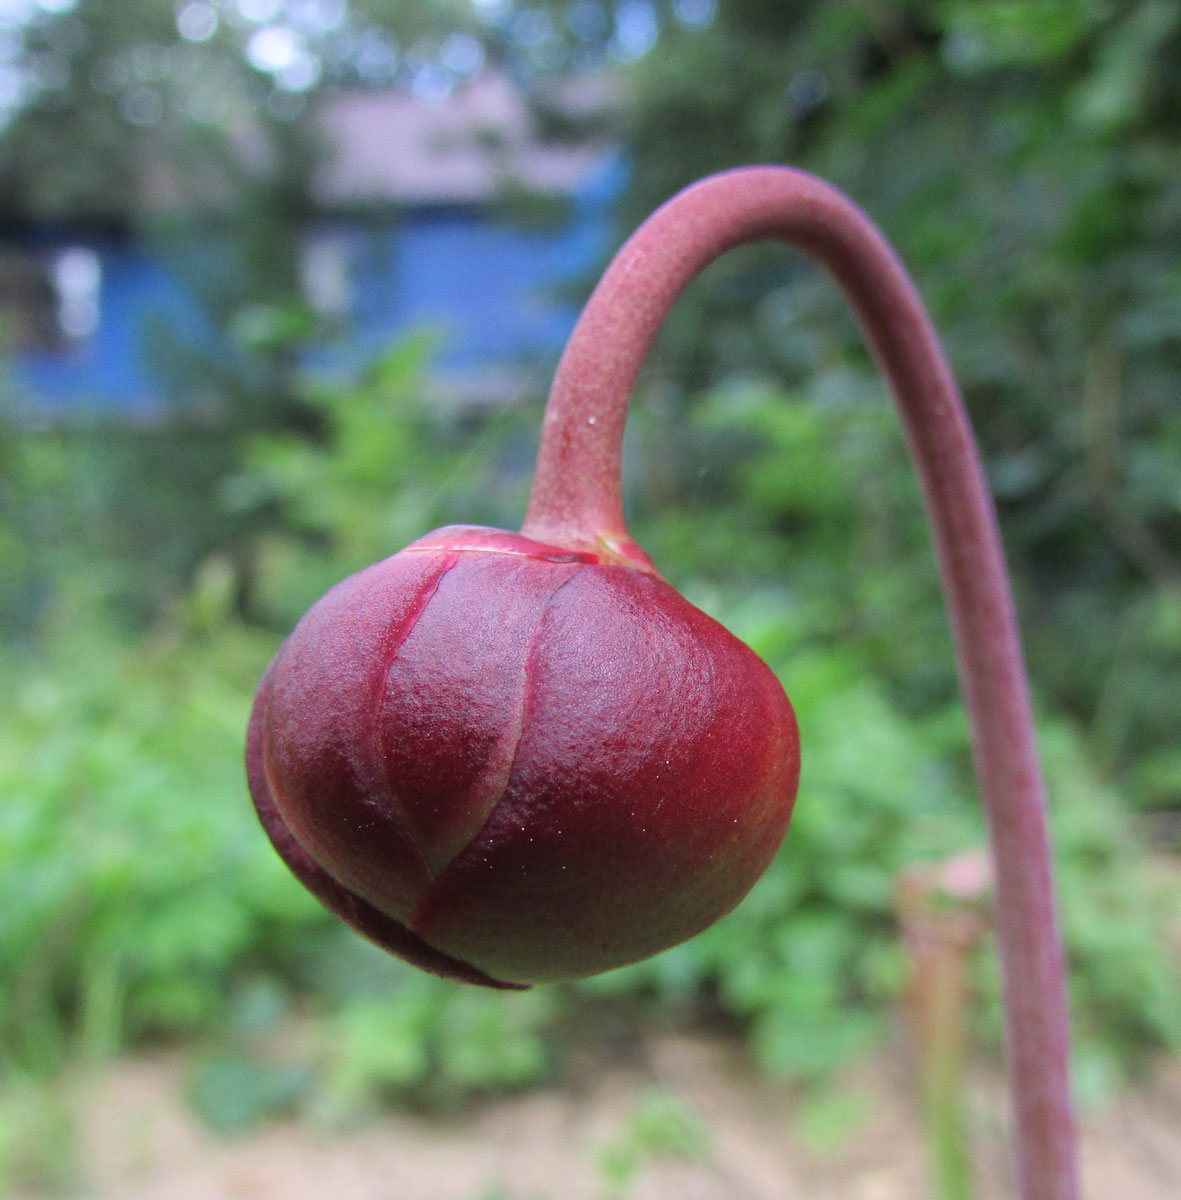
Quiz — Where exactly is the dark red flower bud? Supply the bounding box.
[246,524,799,988]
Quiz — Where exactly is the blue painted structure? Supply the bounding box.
[4,157,621,414]
[8,229,211,416]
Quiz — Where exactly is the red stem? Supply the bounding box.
[523,166,1077,1200]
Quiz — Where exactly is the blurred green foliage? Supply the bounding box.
[2,338,1178,1170]
[596,1089,711,1198]
[1,0,1179,1174]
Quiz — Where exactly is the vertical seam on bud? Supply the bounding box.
[371,550,462,882]
[405,563,588,937]
[483,562,589,831]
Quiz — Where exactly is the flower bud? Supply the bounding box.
[246,525,799,988]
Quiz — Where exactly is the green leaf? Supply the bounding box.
[188,1054,311,1136]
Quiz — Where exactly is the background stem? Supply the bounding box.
[523,166,1078,1200]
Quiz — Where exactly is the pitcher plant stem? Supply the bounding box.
[523,166,1078,1200]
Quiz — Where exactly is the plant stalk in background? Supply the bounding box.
[898,852,992,1200]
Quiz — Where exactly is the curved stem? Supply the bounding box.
[524,166,1077,1200]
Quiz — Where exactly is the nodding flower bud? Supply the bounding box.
[246,162,1078,1197]
[246,524,799,988]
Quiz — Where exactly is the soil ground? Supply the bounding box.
[12,1030,1181,1200]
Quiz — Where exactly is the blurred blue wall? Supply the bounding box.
[3,158,621,414]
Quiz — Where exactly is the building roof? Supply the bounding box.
[311,71,613,209]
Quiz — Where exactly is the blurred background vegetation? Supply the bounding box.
[1,0,1179,1191]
